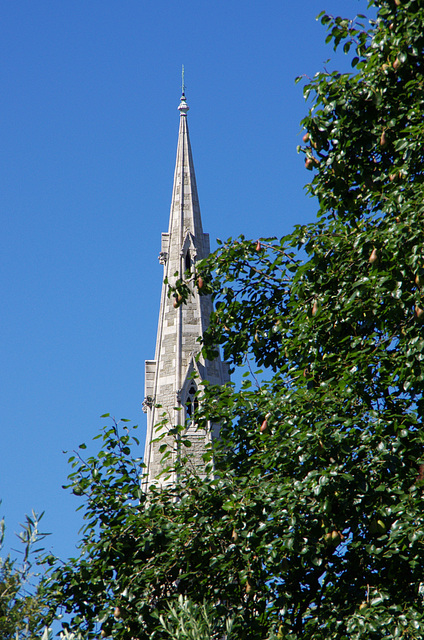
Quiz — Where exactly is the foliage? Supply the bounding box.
[43,1,424,638]
[0,511,49,639]
[39,629,87,640]
[155,595,234,640]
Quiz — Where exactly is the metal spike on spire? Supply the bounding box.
[178,65,189,115]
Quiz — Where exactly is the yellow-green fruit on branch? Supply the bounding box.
[370,517,386,535]
[324,530,343,547]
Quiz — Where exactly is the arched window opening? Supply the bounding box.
[185,250,192,273]
[185,384,198,422]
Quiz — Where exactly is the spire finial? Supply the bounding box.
[178,65,189,115]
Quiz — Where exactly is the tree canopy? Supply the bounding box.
[43,1,424,638]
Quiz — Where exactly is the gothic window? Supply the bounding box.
[185,249,192,273]
[185,383,198,423]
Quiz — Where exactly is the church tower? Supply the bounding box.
[142,90,229,488]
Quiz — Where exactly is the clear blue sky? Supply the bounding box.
[1,1,370,561]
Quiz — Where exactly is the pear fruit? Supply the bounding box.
[260,419,269,433]
[324,530,343,547]
[415,305,424,320]
[332,530,343,544]
[173,293,183,308]
[260,412,271,433]
[380,130,388,148]
[369,248,378,264]
[370,517,386,535]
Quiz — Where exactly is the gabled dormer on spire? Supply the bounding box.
[143,91,229,488]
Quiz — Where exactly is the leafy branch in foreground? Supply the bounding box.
[0,510,49,639]
[155,595,234,640]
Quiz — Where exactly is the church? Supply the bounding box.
[142,90,230,488]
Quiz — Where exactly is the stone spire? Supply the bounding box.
[142,92,229,488]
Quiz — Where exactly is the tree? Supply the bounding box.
[43,1,424,638]
[0,511,49,639]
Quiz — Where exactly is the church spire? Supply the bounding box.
[142,90,229,488]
